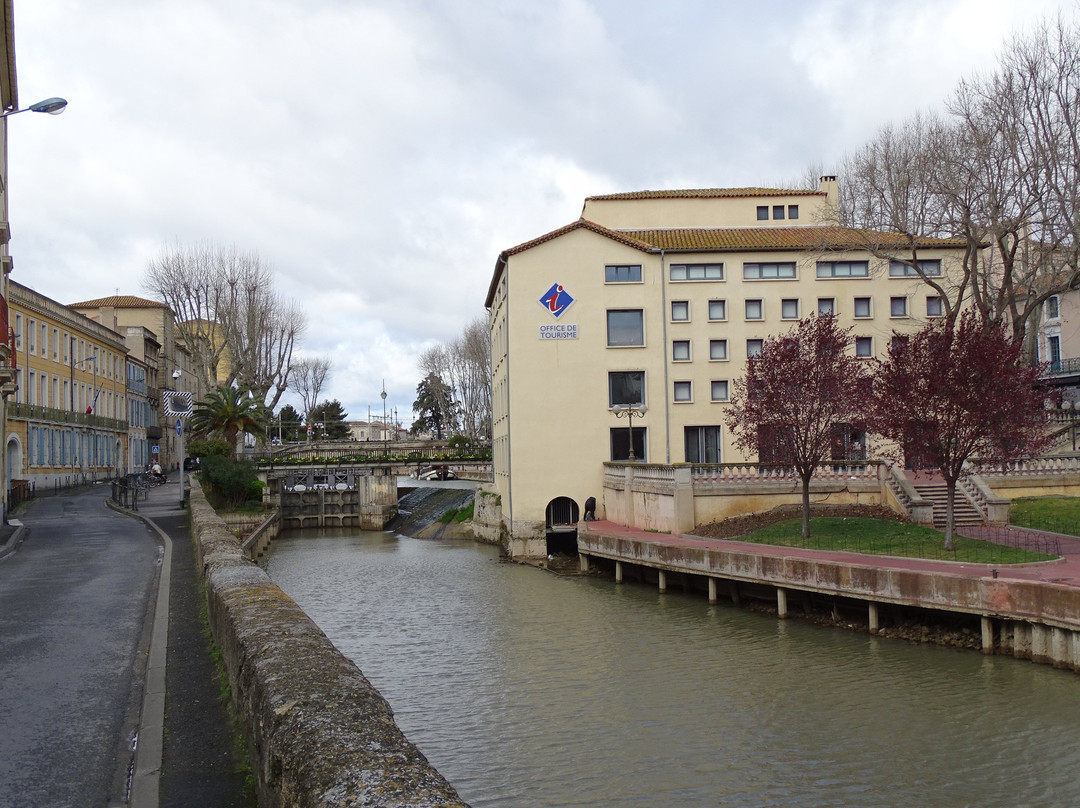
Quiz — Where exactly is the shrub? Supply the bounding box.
[199,455,262,510]
[187,438,232,459]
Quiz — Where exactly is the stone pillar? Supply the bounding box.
[777,587,788,619]
[729,581,741,606]
[708,577,717,605]
[615,560,623,583]
[868,602,879,634]
[658,570,667,593]
[579,553,590,573]
[981,616,995,654]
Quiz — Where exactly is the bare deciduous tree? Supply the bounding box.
[289,356,333,421]
[144,242,307,410]
[415,315,492,442]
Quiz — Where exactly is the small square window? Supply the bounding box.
[926,296,943,317]
[671,301,689,321]
[890,297,908,317]
[709,339,728,361]
[788,204,799,220]
[757,206,768,221]
[674,381,692,402]
[854,297,872,318]
[855,336,873,357]
[781,299,799,319]
[773,205,785,220]
[708,300,727,321]
[747,339,764,358]
[818,298,835,315]
[672,340,691,361]
[745,299,763,320]
[711,380,729,402]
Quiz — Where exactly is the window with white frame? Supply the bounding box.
[609,371,645,408]
[889,259,942,277]
[672,340,691,361]
[670,263,724,281]
[818,298,835,315]
[709,339,728,361]
[605,264,642,283]
[671,301,689,321]
[1047,295,1061,319]
[817,260,869,278]
[890,296,908,317]
[747,339,763,358]
[745,299,764,320]
[756,206,768,221]
[673,381,692,402]
[855,336,873,357]
[926,296,944,317]
[853,297,872,318]
[607,309,644,346]
[685,425,723,463]
[710,380,729,402]
[773,204,785,220]
[744,262,796,280]
[781,299,799,319]
[708,299,727,321]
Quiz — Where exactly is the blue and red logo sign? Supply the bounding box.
[539,282,574,318]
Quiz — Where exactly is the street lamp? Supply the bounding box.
[612,402,647,461]
[1,97,68,118]
[381,381,388,458]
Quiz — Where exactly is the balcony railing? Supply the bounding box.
[9,401,126,432]
[1042,356,1080,376]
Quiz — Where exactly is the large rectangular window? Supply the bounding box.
[607,310,644,346]
[685,425,723,463]
[817,261,869,278]
[670,263,724,281]
[889,259,942,277]
[605,264,642,283]
[743,262,796,279]
[609,371,645,408]
[611,427,646,462]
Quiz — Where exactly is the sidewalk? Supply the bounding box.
[118,480,256,808]
[581,519,1080,587]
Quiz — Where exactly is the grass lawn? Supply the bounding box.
[737,516,1056,564]
[1009,496,1080,538]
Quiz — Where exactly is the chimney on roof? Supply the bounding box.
[819,175,839,210]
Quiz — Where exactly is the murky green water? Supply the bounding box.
[265,531,1080,808]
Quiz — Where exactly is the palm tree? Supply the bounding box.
[190,385,267,452]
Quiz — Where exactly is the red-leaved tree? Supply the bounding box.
[870,311,1053,549]
[725,315,873,538]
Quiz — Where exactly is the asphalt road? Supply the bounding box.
[0,485,161,807]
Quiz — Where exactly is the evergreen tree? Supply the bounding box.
[309,399,350,440]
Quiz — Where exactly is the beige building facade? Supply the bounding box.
[486,179,968,557]
[7,281,130,489]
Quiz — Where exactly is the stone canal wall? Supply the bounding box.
[188,480,469,808]
[579,530,1080,673]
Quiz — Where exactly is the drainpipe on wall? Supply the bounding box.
[655,248,672,464]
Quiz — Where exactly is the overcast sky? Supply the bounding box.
[7,0,1076,424]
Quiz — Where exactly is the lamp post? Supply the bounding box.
[381,381,388,459]
[0,97,68,118]
[612,402,648,461]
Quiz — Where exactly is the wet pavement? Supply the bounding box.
[0,480,253,808]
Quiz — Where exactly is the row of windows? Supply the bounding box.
[14,314,126,382]
[669,295,943,323]
[27,426,118,469]
[605,259,943,284]
[757,204,799,221]
[671,335,879,362]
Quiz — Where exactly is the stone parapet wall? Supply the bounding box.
[188,480,469,808]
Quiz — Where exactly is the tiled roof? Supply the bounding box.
[585,187,825,201]
[501,219,654,259]
[621,226,966,252]
[69,295,169,309]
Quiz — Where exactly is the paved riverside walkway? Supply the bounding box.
[0,480,253,808]
[580,520,1080,588]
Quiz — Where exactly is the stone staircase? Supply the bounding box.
[912,479,984,529]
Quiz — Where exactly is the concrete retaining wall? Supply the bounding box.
[188,480,469,808]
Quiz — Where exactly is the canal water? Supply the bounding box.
[265,530,1080,808]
